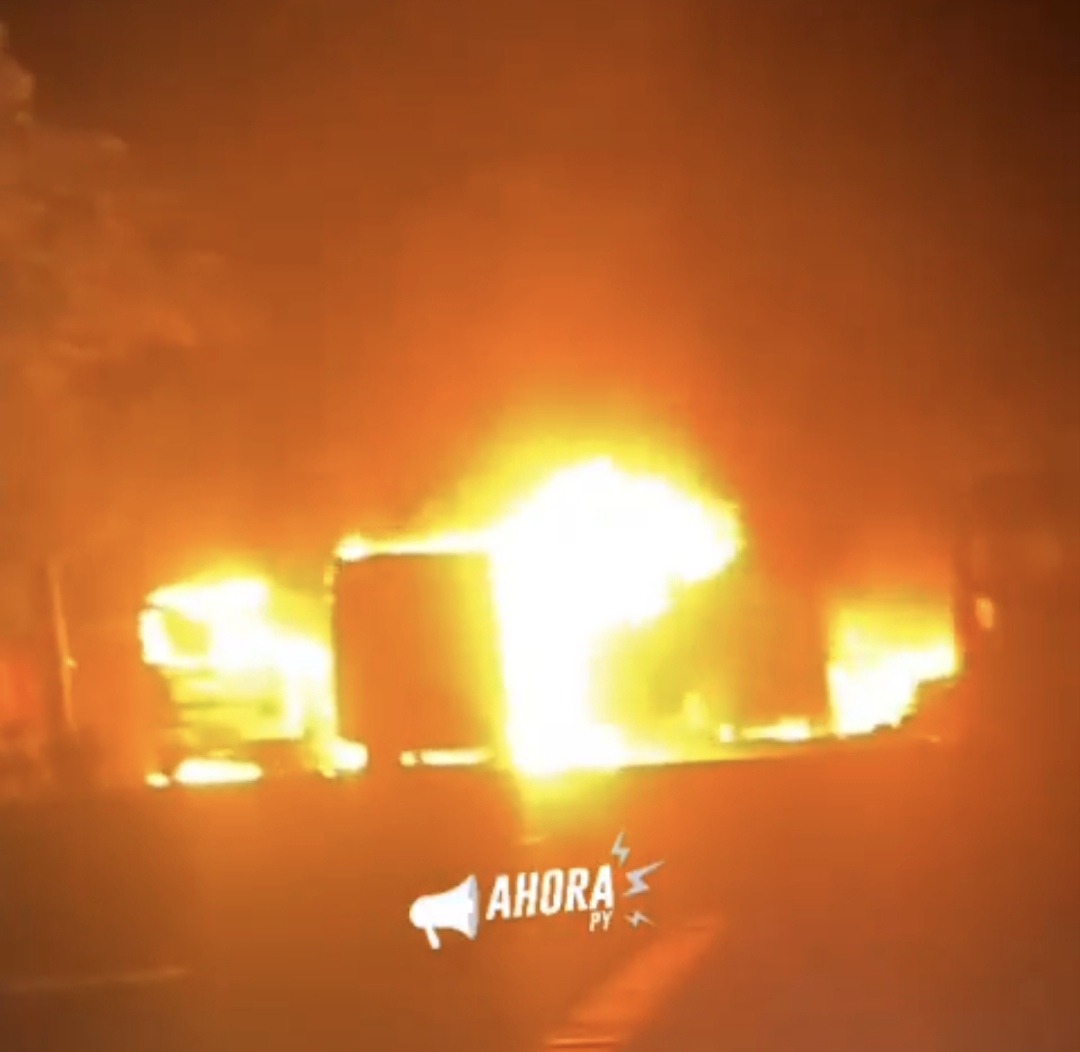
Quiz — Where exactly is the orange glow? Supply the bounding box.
[488,459,742,774]
[400,747,494,767]
[147,756,264,788]
[139,575,342,784]
[144,476,964,783]
[742,717,814,743]
[826,599,958,736]
[336,458,743,776]
[141,577,336,708]
[149,459,739,785]
[335,532,488,563]
[323,737,369,776]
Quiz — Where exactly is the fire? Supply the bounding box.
[139,575,347,785]
[149,756,264,788]
[826,599,958,736]
[141,578,280,675]
[488,459,743,775]
[141,460,739,784]
[141,472,966,787]
[742,718,814,743]
[332,458,742,776]
[146,460,742,784]
[335,532,488,562]
[140,578,335,737]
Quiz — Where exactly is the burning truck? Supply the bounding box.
[137,459,960,787]
[138,576,337,783]
[592,554,834,754]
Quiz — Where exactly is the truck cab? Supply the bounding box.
[139,576,334,780]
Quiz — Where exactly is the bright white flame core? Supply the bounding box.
[488,460,742,774]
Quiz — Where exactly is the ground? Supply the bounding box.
[0,734,1077,1051]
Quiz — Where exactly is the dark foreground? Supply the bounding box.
[1,733,1078,1052]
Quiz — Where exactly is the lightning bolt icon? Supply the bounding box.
[607,831,665,931]
[625,860,664,898]
[611,831,630,868]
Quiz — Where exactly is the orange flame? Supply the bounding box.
[826,599,958,736]
[488,459,742,773]
[335,458,743,776]
[139,575,345,784]
[148,756,264,788]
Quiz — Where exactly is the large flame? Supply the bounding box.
[826,599,958,736]
[141,479,967,788]
[488,459,743,774]
[333,458,742,775]
[140,575,339,786]
[140,578,275,673]
[144,461,741,785]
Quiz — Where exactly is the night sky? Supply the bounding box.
[1,0,1076,579]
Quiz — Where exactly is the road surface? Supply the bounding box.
[1,734,1077,1051]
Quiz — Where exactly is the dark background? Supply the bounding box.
[1,0,1076,575]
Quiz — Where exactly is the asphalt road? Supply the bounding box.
[1,733,1078,1051]
[622,740,1080,1052]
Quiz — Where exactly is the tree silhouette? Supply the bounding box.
[0,26,257,788]
[0,25,248,569]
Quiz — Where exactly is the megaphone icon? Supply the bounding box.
[409,874,481,950]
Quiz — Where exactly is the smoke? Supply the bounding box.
[8,4,1072,581]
